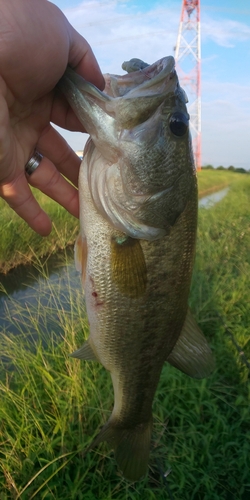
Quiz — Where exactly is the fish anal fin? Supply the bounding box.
[90,415,153,481]
[70,339,98,362]
[167,309,215,379]
[74,233,87,283]
[111,236,147,298]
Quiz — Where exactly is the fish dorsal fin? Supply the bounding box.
[74,233,87,283]
[70,339,99,362]
[111,236,147,298]
[166,309,215,379]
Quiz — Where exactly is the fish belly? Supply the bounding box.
[78,156,197,480]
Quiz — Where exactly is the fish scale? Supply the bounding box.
[58,56,214,481]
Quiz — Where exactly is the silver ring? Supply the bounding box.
[25,150,43,175]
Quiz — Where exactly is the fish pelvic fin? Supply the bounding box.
[166,309,215,379]
[111,236,147,298]
[74,233,87,283]
[69,339,99,362]
[90,415,153,481]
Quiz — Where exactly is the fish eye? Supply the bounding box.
[169,112,189,137]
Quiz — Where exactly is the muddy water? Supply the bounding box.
[0,187,230,335]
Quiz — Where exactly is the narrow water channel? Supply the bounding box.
[0,248,81,335]
[198,187,229,209]
[0,187,230,335]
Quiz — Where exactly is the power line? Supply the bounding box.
[93,30,168,46]
[66,7,179,30]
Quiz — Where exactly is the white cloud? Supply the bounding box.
[55,0,250,169]
[202,15,250,47]
[201,82,250,168]
[63,1,180,73]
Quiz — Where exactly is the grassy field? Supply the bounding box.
[197,170,242,197]
[0,172,249,499]
[0,170,243,274]
[0,188,79,274]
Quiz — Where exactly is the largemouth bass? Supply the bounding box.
[59,56,214,481]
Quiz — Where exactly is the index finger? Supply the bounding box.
[0,173,52,236]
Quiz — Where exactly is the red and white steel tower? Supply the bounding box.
[175,0,201,170]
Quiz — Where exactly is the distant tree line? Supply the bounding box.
[202,164,249,174]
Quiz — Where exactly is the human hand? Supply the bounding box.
[0,0,104,235]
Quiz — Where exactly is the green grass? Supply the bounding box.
[0,170,246,273]
[197,170,243,196]
[0,174,250,499]
[0,188,79,274]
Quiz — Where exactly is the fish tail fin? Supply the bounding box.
[90,415,153,481]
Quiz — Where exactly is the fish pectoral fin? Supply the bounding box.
[74,233,87,283]
[166,309,215,379]
[111,236,147,298]
[69,339,99,362]
[90,415,153,481]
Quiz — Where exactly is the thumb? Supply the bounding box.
[68,27,105,90]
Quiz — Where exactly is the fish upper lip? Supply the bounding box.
[104,56,177,99]
[133,56,176,89]
[126,56,175,82]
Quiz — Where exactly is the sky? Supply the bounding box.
[52,0,250,169]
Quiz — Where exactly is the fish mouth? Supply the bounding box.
[59,56,181,134]
[104,56,177,98]
[101,56,181,129]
